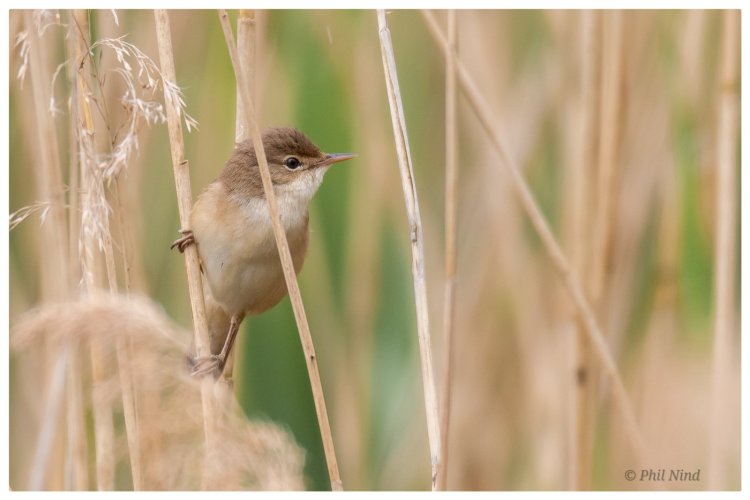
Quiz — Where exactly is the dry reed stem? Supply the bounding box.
[153,10,219,490]
[582,12,623,490]
[707,9,739,490]
[573,9,601,490]
[23,10,69,301]
[235,9,256,144]
[112,159,151,489]
[28,347,68,489]
[377,10,442,490]
[104,236,143,490]
[110,187,147,483]
[102,193,143,489]
[217,9,343,491]
[23,9,73,489]
[421,10,646,463]
[24,20,70,484]
[63,11,88,490]
[71,10,117,489]
[590,11,623,305]
[65,14,82,291]
[222,8,257,386]
[63,347,87,490]
[438,8,458,492]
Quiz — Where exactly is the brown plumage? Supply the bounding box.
[173,127,355,376]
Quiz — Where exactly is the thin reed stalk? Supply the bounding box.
[102,233,143,489]
[28,348,68,489]
[71,10,116,489]
[63,12,87,490]
[23,8,85,490]
[377,10,442,490]
[217,9,343,491]
[421,9,646,463]
[24,20,70,485]
[707,9,739,490]
[153,9,219,490]
[590,13,623,304]
[110,184,145,490]
[573,9,601,490]
[102,182,143,490]
[438,8,458,492]
[23,10,69,301]
[581,11,624,490]
[235,9,255,143]
[63,346,87,490]
[222,8,257,386]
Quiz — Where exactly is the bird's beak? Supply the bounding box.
[320,152,356,167]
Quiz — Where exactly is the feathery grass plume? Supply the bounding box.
[74,22,145,485]
[67,32,195,285]
[14,30,31,87]
[68,10,200,489]
[9,201,54,231]
[377,9,442,490]
[11,293,306,490]
[71,11,119,489]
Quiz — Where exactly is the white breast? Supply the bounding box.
[191,173,321,317]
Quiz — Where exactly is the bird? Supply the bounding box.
[171,127,355,376]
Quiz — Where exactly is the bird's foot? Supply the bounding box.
[170,229,195,253]
[190,354,225,378]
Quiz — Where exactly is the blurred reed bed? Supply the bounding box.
[9,9,740,491]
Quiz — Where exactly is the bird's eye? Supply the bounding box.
[284,157,302,170]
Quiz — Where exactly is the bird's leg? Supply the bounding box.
[217,314,242,368]
[170,228,195,253]
[190,315,243,378]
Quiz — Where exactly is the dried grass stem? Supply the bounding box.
[153,9,219,489]
[217,9,343,491]
[421,9,646,463]
[377,9,442,490]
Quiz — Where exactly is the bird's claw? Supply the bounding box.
[170,229,195,253]
[190,354,225,378]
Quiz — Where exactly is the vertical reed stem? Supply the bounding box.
[222,8,257,385]
[23,12,69,300]
[24,6,70,488]
[64,10,88,490]
[438,8,458,492]
[71,10,116,489]
[24,18,71,485]
[217,9,343,491]
[707,9,739,490]
[421,9,646,464]
[153,10,219,490]
[377,10,442,490]
[573,9,601,490]
[235,9,255,143]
